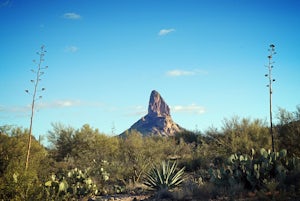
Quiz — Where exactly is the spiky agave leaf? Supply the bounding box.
[144,166,164,189]
[167,161,185,188]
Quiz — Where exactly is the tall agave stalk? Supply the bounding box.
[144,160,185,190]
[25,45,48,171]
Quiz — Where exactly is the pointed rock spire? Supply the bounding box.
[120,90,185,137]
[148,90,170,117]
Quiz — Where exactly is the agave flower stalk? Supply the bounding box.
[25,45,48,171]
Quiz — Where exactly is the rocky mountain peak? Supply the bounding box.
[120,90,185,137]
[148,90,170,117]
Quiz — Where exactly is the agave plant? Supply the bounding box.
[144,160,185,190]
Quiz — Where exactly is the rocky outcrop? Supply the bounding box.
[148,90,170,118]
[121,90,185,137]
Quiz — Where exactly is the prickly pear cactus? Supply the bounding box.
[44,168,98,200]
[208,148,300,192]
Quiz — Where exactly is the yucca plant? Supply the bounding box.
[144,160,185,190]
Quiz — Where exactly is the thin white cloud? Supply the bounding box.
[37,100,105,110]
[37,100,82,109]
[65,46,79,53]
[166,69,195,77]
[0,101,82,113]
[171,104,206,114]
[0,100,105,120]
[166,69,208,77]
[125,105,147,117]
[124,103,205,116]
[158,28,175,36]
[63,12,81,20]
[0,100,102,113]
[0,104,30,119]
[0,104,29,113]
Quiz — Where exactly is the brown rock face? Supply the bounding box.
[121,90,185,137]
[148,90,170,117]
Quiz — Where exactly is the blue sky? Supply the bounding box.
[1,0,300,139]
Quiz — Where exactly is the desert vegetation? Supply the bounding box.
[1,106,300,200]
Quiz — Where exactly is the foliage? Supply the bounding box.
[47,122,76,162]
[144,160,185,191]
[180,117,273,172]
[220,117,271,154]
[117,130,177,185]
[43,168,99,200]
[2,106,300,199]
[277,106,300,156]
[0,127,51,200]
[208,148,300,196]
[47,123,119,167]
[175,130,199,144]
[278,120,300,157]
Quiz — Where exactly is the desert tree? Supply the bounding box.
[25,45,48,171]
[277,106,300,156]
[265,44,276,153]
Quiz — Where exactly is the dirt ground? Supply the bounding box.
[96,194,151,201]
